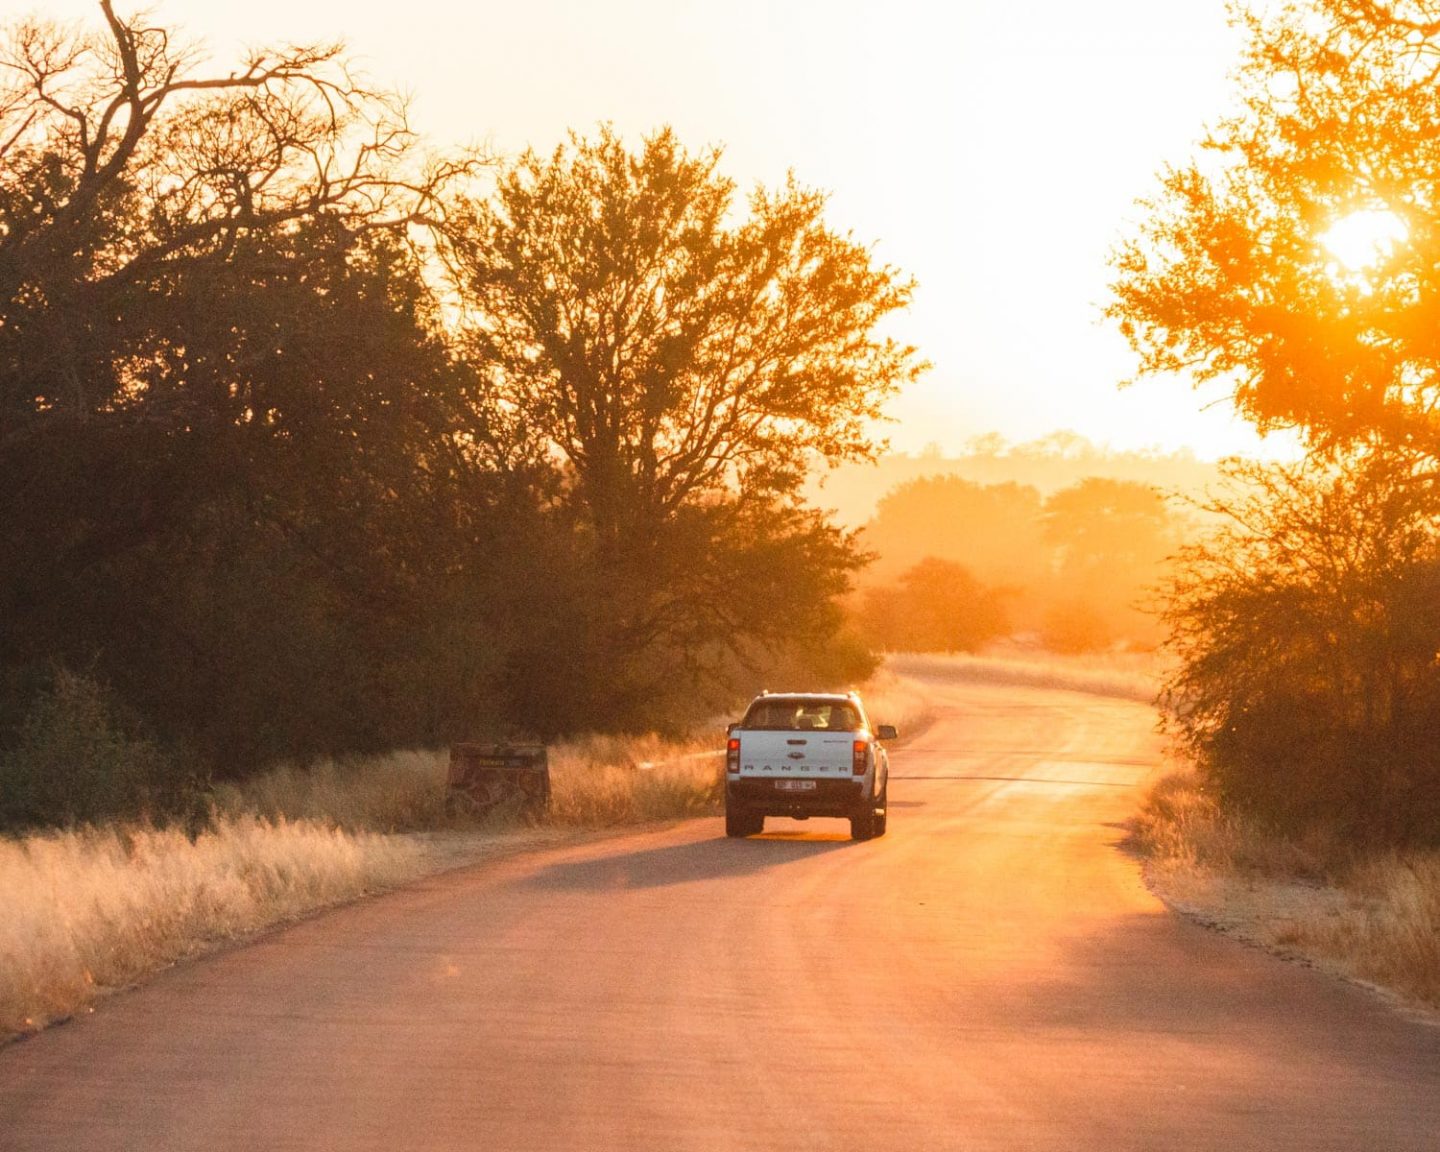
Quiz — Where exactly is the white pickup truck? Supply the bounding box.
[724,691,896,841]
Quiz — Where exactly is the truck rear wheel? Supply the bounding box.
[850,803,877,842]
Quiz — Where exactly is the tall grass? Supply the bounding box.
[2,668,935,1040]
[862,665,937,739]
[1328,854,1440,1006]
[1135,768,1440,1011]
[0,817,424,1036]
[548,734,724,826]
[212,750,451,833]
[887,648,1161,703]
[215,734,728,834]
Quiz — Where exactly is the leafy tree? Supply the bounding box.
[1038,478,1175,650]
[443,125,921,548]
[858,558,1011,654]
[0,2,465,430]
[0,669,200,828]
[440,126,920,730]
[860,476,1046,586]
[1108,0,1440,455]
[0,2,477,575]
[0,4,503,772]
[1042,479,1174,580]
[1108,0,1440,840]
[856,475,1180,651]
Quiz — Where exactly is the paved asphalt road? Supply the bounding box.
[2,679,1438,1150]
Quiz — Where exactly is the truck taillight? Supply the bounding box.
[852,738,868,775]
[727,737,741,773]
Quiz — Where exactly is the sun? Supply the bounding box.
[1319,208,1408,272]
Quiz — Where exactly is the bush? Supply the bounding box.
[1161,454,1440,845]
[858,557,1011,653]
[0,670,203,829]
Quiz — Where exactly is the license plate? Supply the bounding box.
[776,779,817,792]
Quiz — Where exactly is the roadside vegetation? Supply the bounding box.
[0,731,720,1039]
[1108,0,1440,1013]
[1133,769,1440,1010]
[887,649,1160,703]
[0,816,427,1038]
[0,3,918,828]
[0,667,930,1042]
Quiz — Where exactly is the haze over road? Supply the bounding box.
[2,679,1438,1150]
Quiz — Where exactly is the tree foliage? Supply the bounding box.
[857,558,1011,654]
[0,8,910,814]
[0,5,506,779]
[0,3,477,605]
[1111,0,1440,841]
[1108,0,1440,454]
[444,125,923,551]
[0,1,465,427]
[856,475,1180,651]
[862,477,1046,586]
[1161,453,1440,841]
[437,127,915,729]
[0,669,199,828]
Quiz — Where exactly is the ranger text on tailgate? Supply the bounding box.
[725,692,897,841]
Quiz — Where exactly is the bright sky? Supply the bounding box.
[33,0,1282,460]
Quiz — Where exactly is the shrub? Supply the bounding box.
[0,670,202,829]
[1161,454,1440,844]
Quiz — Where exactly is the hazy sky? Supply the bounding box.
[31,0,1281,459]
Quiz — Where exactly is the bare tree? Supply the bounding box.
[0,0,475,426]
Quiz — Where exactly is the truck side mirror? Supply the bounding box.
[877,724,898,741]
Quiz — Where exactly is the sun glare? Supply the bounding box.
[1319,208,1408,273]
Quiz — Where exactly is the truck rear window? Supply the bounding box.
[742,699,861,731]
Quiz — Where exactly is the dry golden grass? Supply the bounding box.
[888,647,1162,703]
[1326,854,1440,1006]
[1135,768,1440,1012]
[547,734,724,826]
[862,665,937,739]
[213,749,451,833]
[214,668,933,835]
[217,735,728,833]
[1,668,935,1041]
[0,816,424,1036]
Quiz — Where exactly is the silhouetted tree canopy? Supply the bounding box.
[0,4,505,777]
[0,9,908,799]
[1108,0,1440,843]
[861,477,1046,587]
[442,125,924,554]
[0,2,479,605]
[432,126,915,729]
[1109,0,1440,455]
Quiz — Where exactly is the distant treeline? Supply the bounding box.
[809,431,1224,529]
[851,474,1184,654]
[0,8,922,826]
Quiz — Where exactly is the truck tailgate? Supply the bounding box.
[737,732,853,777]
